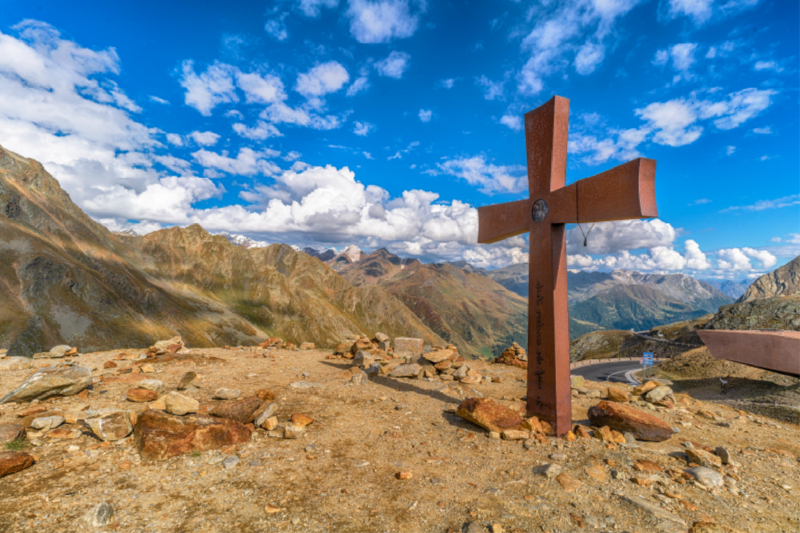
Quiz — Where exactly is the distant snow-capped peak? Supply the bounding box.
[217,231,269,249]
[342,244,363,262]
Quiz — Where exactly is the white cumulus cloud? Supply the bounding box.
[346,0,422,44]
[434,156,527,195]
[374,51,410,78]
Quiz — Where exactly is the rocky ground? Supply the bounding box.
[1,345,799,533]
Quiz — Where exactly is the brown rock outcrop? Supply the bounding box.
[0,451,34,477]
[210,397,264,424]
[456,398,522,434]
[134,410,252,460]
[588,401,673,442]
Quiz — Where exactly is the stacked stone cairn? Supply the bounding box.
[492,342,528,369]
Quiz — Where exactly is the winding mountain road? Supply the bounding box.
[571,360,650,385]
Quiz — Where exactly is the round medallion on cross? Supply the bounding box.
[531,199,548,222]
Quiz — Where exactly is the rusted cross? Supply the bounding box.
[478,96,658,436]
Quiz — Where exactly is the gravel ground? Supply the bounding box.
[0,347,798,533]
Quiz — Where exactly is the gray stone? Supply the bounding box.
[213,388,241,400]
[254,403,278,427]
[684,466,724,488]
[523,439,537,450]
[619,495,686,526]
[463,522,486,533]
[714,446,730,464]
[289,381,321,389]
[0,366,92,404]
[623,432,637,444]
[586,389,602,399]
[390,364,422,378]
[31,415,65,431]
[137,379,164,394]
[374,332,389,343]
[222,456,239,470]
[364,363,381,376]
[353,351,374,368]
[645,386,673,403]
[453,364,469,380]
[532,463,562,479]
[349,371,368,386]
[83,502,114,528]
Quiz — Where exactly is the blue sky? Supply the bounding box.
[0,0,797,279]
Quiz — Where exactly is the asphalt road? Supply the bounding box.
[572,360,649,385]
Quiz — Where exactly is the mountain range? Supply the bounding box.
[0,143,757,359]
[0,145,443,357]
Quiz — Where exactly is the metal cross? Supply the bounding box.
[478,96,658,436]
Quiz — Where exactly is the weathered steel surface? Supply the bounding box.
[477,95,658,436]
[697,329,800,378]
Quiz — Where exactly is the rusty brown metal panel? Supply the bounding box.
[548,182,578,223]
[576,158,658,222]
[697,330,800,378]
[477,199,532,244]
[525,96,570,198]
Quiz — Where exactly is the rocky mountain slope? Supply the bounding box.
[737,255,800,302]
[337,249,528,358]
[700,279,750,300]
[484,266,732,339]
[0,145,443,355]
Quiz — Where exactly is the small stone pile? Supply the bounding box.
[493,342,527,369]
[333,332,391,358]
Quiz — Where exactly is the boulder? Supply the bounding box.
[126,388,158,403]
[353,351,374,368]
[32,345,72,359]
[0,366,92,404]
[134,410,252,460]
[588,401,673,442]
[30,416,64,431]
[374,332,389,343]
[606,386,630,403]
[569,375,585,389]
[164,392,199,416]
[210,397,263,424]
[87,412,133,441]
[151,336,183,355]
[456,398,523,434]
[0,424,25,444]
[684,466,724,488]
[390,364,422,378]
[645,386,673,403]
[393,337,423,357]
[213,388,241,400]
[349,338,373,356]
[299,342,315,350]
[283,423,304,439]
[290,414,314,427]
[137,379,164,394]
[0,451,34,477]
[633,380,659,396]
[422,349,454,364]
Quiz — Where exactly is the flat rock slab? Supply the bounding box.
[390,364,422,378]
[210,397,263,424]
[619,495,686,526]
[0,366,92,404]
[588,401,673,442]
[0,451,34,478]
[134,410,252,460]
[456,398,522,434]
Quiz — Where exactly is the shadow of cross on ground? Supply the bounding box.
[477,95,658,436]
